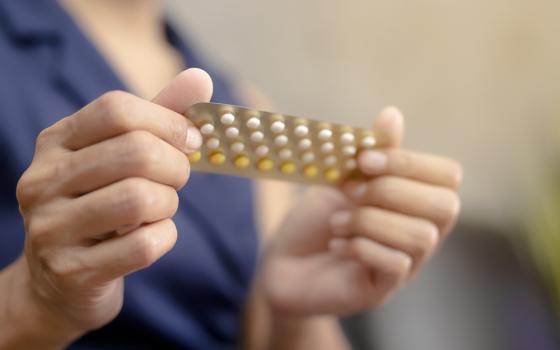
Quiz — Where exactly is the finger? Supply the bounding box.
[373,106,404,148]
[56,178,178,243]
[77,219,178,284]
[152,68,213,113]
[63,68,213,152]
[62,130,190,195]
[330,207,439,273]
[357,149,463,189]
[346,176,460,234]
[329,237,412,304]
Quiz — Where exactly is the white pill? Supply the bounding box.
[220,113,235,125]
[361,136,376,148]
[301,152,315,163]
[278,148,293,160]
[246,117,261,129]
[345,158,357,170]
[298,138,312,150]
[274,134,289,147]
[250,131,264,142]
[324,155,337,166]
[255,145,269,157]
[294,125,309,137]
[318,128,333,140]
[225,127,239,138]
[340,132,355,144]
[270,120,285,133]
[200,123,214,135]
[230,142,245,153]
[343,145,357,156]
[321,142,334,153]
[206,137,220,149]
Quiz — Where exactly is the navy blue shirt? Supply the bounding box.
[0,1,258,348]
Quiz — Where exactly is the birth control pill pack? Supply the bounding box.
[185,103,384,186]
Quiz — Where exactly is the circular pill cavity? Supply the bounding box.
[246,117,261,129]
[303,164,319,178]
[343,145,357,156]
[209,151,226,165]
[255,145,269,157]
[250,131,264,142]
[200,123,215,135]
[318,128,333,140]
[234,155,250,168]
[206,137,220,149]
[257,157,274,171]
[278,148,293,160]
[361,136,376,148]
[324,155,337,166]
[294,125,309,137]
[274,134,289,147]
[298,138,312,150]
[340,132,355,144]
[301,151,315,163]
[280,161,297,174]
[225,126,239,138]
[321,142,335,153]
[230,142,245,153]
[220,113,235,125]
[187,151,201,163]
[324,168,341,182]
[345,158,357,170]
[270,120,285,133]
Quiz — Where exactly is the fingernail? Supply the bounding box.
[358,150,387,175]
[383,106,403,125]
[329,238,349,255]
[185,126,202,152]
[330,211,352,236]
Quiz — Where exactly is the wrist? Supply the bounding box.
[0,257,84,349]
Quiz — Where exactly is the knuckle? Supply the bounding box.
[97,90,135,130]
[411,221,439,258]
[442,190,461,222]
[389,149,414,175]
[133,233,160,268]
[388,253,412,280]
[124,131,162,172]
[368,176,396,204]
[449,160,464,188]
[119,178,156,224]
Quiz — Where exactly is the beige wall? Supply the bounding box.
[166,0,560,230]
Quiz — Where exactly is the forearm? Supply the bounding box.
[0,257,78,350]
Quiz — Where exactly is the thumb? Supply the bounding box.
[373,106,405,148]
[152,68,213,113]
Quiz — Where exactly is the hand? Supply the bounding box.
[260,107,462,317]
[10,69,212,344]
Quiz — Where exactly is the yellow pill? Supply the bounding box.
[257,157,274,171]
[234,155,250,168]
[187,151,201,163]
[280,161,296,174]
[324,168,341,182]
[208,151,226,165]
[303,164,318,177]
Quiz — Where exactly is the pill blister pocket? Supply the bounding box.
[186,103,384,186]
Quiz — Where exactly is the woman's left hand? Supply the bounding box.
[259,107,462,317]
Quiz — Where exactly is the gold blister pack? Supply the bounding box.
[185,103,384,186]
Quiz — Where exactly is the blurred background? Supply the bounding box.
[166,1,560,349]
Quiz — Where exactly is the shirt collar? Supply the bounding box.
[0,0,60,41]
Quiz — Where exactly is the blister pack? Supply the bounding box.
[186,103,385,186]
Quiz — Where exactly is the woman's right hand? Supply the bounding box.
[3,68,212,348]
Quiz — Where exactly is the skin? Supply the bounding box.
[0,1,463,349]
